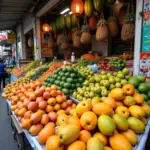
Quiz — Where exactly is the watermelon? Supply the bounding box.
[65,15,71,28]
[84,0,93,17]
[71,14,77,27]
[93,0,105,12]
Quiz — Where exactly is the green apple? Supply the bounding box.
[86,87,90,91]
[79,89,85,96]
[113,72,117,76]
[115,77,121,82]
[95,76,101,82]
[73,92,77,98]
[89,91,95,98]
[95,83,100,87]
[115,82,122,88]
[107,73,112,77]
[89,77,95,83]
[89,83,95,87]
[84,80,89,86]
[101,75,108,80]
[83,97,87,101]
[78,96,83,101]
[77,88,82,92]
[109,84,115,90]
[101,71,106,75]
[117,73,125,79]
[109,77,115,84]
[93,87,101,93]
[100,80,104,85]
[84,91,90,98]
[101,86,107,90]
[101,89,108,97]
[125,75,131,80]
[103,80,110,87]
[121,79,128,85]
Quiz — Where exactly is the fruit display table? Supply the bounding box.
[70,96,150,150]
[7,100,45,150]
[10,74,18,82]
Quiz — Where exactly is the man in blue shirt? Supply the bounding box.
[0,59,6,90]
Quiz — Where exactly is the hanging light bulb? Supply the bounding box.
[71,0,84,16]
[42,23,51,32]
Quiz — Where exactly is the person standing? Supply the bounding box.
[0,59,6,90]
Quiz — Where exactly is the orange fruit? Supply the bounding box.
[122,84,135,96]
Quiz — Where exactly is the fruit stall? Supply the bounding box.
[2,0,150,150]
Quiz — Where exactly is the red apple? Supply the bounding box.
[48,112,57,122]
[61,102,68,109]
[28,102,38,112]
[65,106,72,114]
[39,101,47,110]
[29,93,36,101]
[67,100,72,106]
[57,90,63,95]
[36,97,44,103]
[35,89,43,97]
[43,92,50,100]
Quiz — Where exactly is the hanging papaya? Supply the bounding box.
[65,15,71,29]
[56,17,61,30]
[93,0,105,12]
[84,0,93,17]
[71,14,77,27]
[59,16,65,29]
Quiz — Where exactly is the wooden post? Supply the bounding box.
[133,0,143,75]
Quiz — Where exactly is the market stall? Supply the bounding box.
[2,0,150,150]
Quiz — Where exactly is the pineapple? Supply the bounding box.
[61,35,69,49]
[73,30,82,48]
[108,16,119,37]
[121,13,135,41]
[96,18,109,41]
[80,25,92,44]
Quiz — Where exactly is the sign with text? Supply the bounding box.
[7,33,16,44]
[41,43,53,57]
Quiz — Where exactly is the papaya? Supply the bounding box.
[71,14,77,27]
[65,15,71,29]
[59,16,65,29]
[128,117,145,133]
[121,129,138,146]
[87,137,104,150]
[37,122,55,144]
[98,115,116,136]
[93,0,105,12]
[58,124,80,145]
[109,133,132,150]
[84,0,93,17]
[112,114,128,131]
